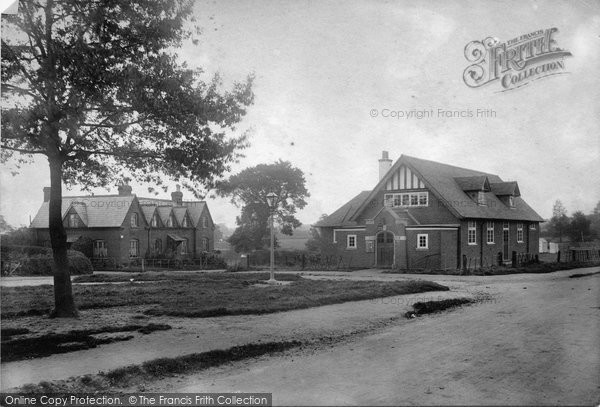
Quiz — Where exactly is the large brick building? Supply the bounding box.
[314,153,543,270]
[30,184,214,264]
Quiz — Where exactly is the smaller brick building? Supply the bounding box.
[315,153,544,270]
[30,184,215,264]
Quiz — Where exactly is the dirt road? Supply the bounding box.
[170,269,600,405]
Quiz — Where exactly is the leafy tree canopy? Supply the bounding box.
[1,0,254,316]
[217,160,309,252]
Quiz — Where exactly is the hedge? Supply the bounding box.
[1,245,93,276]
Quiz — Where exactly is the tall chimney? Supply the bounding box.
[171,184,183,206]
[117,180,132,196]
[379,151,392,181]
[43,187,51,202]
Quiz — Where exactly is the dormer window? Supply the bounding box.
[151,214,158,227]
[477,191,486,206]
[509,195,515,208]
[167,214,175,227]
[182,217,189,227]
[68,214,79,228]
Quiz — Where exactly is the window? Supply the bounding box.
[365,240,374,253]
[167,214,175,227]
[93,240,107,257]
[201,237,209,252]
[129,239,139,257]
[509,196,515,208]
[468,221,477,245]
[517,223,524,243]
[382,192,429,208]
[68,214,79,228]
[130,213,138,227]
[182,216,189,227]
[486,221,495,244]
[347,234,357,249]
[151,214,158,227]
[201,216,208,228]
[503,221,509,230]
[529,224,537,230]
[477,191,486,206]
[417,234,428,249]
[180,239,188,254]
[154,239,162,255]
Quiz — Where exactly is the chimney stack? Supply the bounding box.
[379,151,392,181]
[117,180,132,196]
[43,187,51,202]
[171,184,183,206]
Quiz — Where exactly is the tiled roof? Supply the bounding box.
[156,206,174,226]
[318,155,543,227]
[183,202,207,227]
[454,176,490,191]
[314,191,371,227]
[31,194,209,229]
[30,195,135,228]
[140,205,158,225]
[490,181,520,197]
[172,207,189,225]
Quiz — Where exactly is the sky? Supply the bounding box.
[1,0,599,229]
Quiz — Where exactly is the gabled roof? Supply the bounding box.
[454,176,491,192]
[183,202,208,227]
[140,205,159,225]
[173,207,190,226]
[314,191,371,227]
[156,206,175,226]
[490,181,520,197]
[30,195,136,228]
[318,155,544,227]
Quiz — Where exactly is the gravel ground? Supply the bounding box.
[2,266,598,406]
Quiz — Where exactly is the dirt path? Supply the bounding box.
[159,269,599,405]
[1,282,470,390]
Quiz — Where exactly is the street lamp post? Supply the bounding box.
[266,192,277,283]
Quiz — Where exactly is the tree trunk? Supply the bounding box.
[48,157,78,318]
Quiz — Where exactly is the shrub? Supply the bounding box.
[71,236,94,258]
[1,245,92,276]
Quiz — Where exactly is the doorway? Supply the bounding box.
[377,231,394,267]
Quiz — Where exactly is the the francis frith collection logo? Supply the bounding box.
[463,28,572,92]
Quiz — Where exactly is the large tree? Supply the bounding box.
[1,0,254,317]
[217,160,309,252]
[547,200,569,242]
[567,211,592,242]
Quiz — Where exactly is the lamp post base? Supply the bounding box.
[266,278,281,285]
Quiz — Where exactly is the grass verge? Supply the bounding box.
[1,324,171,363]
[2,273,449,319]
[568,270,600,278]
[405,298,472,318]
[18,341,302,393]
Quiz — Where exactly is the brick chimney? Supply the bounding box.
[171,184,183,206]
[117,180,132,196]
[379,151,392,181]
[43,187,51,202]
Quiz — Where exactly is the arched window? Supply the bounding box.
[201,216,207,228]
[129,239,139,257]
[201,237,209,252]
[93,240,107,257]
[182,216,189,227]
[154,239,162,255]
[151,214,158,227]
[167,213,175,227]
[130,213,138,227]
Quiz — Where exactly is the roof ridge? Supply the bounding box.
[402,154,499,177]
